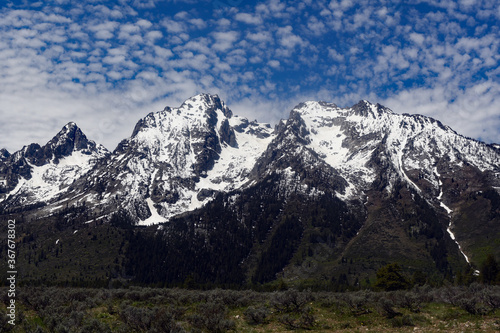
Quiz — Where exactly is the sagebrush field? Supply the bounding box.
[1,284,499,332]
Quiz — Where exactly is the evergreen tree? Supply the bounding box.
[480,254,499,285]
[373,263,410,291]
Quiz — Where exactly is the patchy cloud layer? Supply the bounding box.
[0,0,499,151]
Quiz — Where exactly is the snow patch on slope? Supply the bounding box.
[4,151,104,205]
[199,116,275,192]
[141,198,168,225]
[295,101,377,199]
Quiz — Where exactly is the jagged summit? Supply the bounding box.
[289,100,500,192]
[47,122,104,160]
[180,93,233,118]
[0,148,10,160]
[291,100,394,118]
[350,100,394,117]
[17,122,107,167]
[125,93,238,176]
[4,96,499,221]
[131,94,232,138]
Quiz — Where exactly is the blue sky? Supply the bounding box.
[0,0,499,152]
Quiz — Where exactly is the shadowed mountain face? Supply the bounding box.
[1,94,499,287]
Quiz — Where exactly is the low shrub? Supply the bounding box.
[271,289,314,314]
[119,305,153,331]
[377,297,401,319]
[395,290,423,313]
[188,302,235,332]
[340,290,372,316]
[278,306,315,330]
[390,314,414,328]
[456,295,491,315]
[244,306,270,325]
[78,318,112,333]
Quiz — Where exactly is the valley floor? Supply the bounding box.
[1,284,499,332]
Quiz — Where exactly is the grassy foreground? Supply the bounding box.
[1,284,499,332]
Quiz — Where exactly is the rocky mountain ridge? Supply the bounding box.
[1,93,499,287]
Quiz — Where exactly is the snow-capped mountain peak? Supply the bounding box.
[124,93,236,178]
[77,94,275,224]
[50,122,107,159]
[259,99,500,202]
[0,123,109,207]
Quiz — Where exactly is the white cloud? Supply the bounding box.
[225,49,247,66]
[42,13,72,24]
[235,13,262,25]
[102,54,126,65]
[249,55,263,64]
[119,23,141,34]
[132,0,157,9]
[215,18,231,27]
[145,30,163,41]
[267,59,280,68]
[256,0,287,18]
[327,48,344,62]
[177,38,212,55]
[409,32,425,45]
[212,31,239,52]
[277,26,305,49]
[154,45,173,58]
[188,18,207,29]
[136,18,153,28]
[89,21,119,39]
[307,16,327,36]
[174,52,210,71]
[161,18,186,33]
[246,31,273,43]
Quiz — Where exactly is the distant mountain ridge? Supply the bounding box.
[1,93,499,287]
